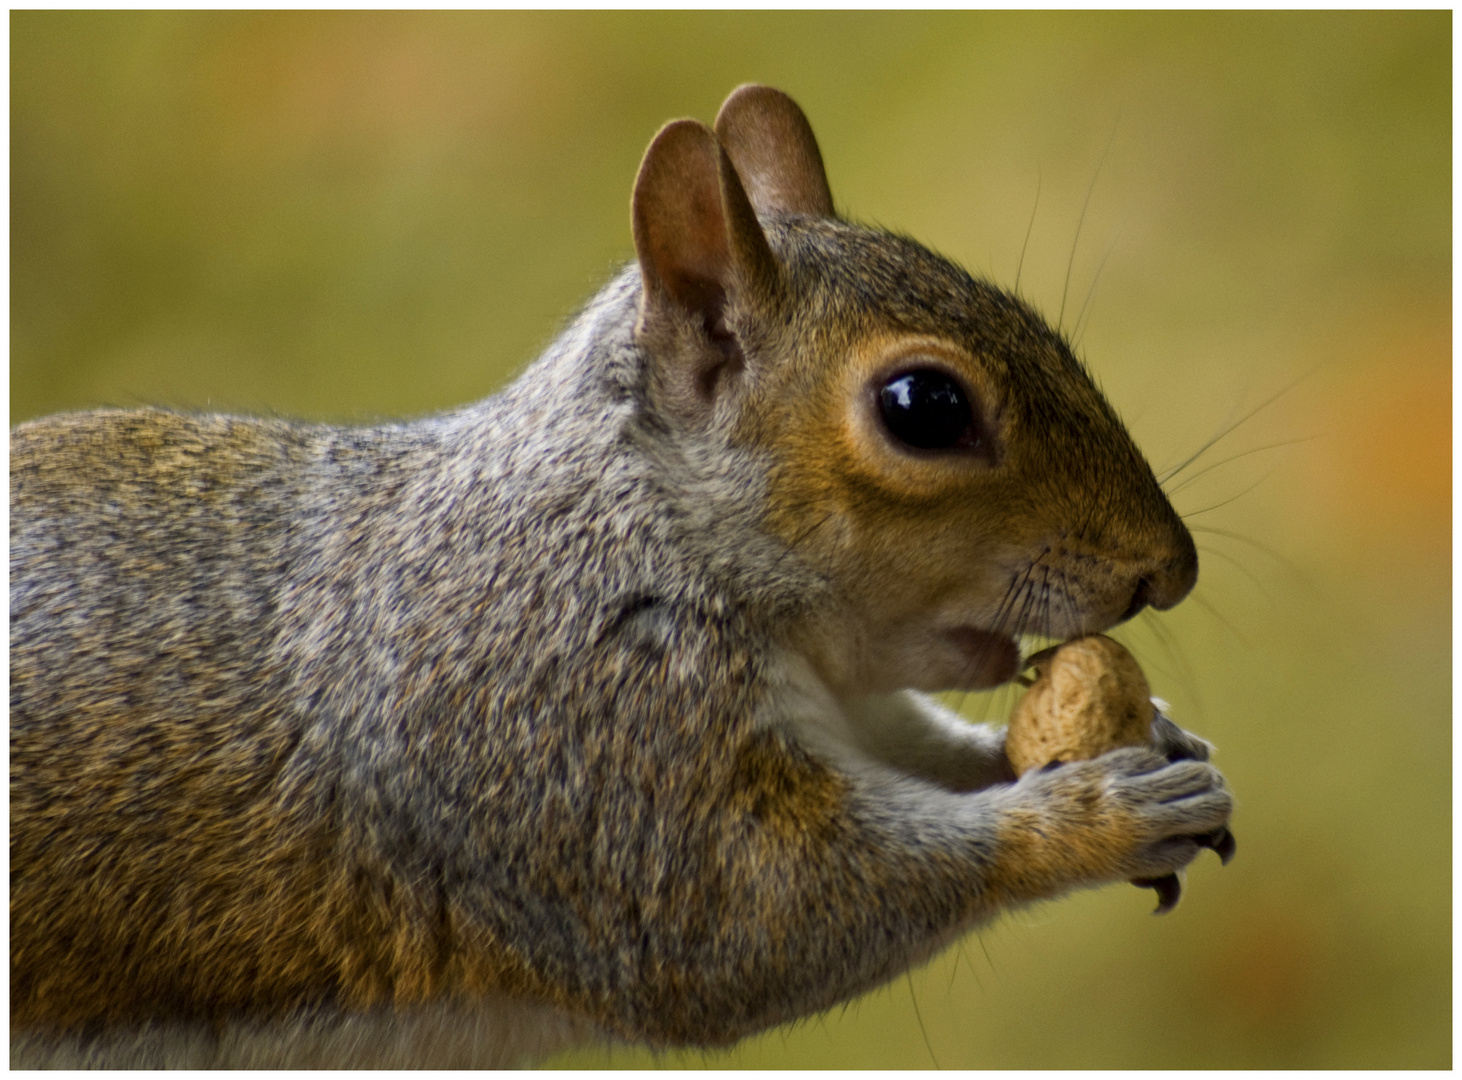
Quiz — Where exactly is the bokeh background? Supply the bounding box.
[11,11,1449,1069]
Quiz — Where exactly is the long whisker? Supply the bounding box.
[1059,116,1119,332]
[992,556,1040,642]
[1014,170,1042,298]
[1165,434,1321,496]
[1072,231,1119,347]
[1133,608,1197,695]
[1158,369,1313,485]
[1185,590,1251,650]
[1178,469,1277,518]
[951,561,1031,718]
[1035,567,1058,643]
[1188,525,1314,586]
[1196,542,1275,604]
[771,510,837,574]
[956,556,1043,716]
[905,971,939,1069]
[1057,570,1082,644]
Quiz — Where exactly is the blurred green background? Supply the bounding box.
[11,11,1449,1069]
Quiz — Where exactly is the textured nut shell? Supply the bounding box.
[1006,635,1154,776]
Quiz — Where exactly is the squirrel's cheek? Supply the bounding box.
[942,628,1021,689]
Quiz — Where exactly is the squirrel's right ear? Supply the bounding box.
[632,118,780,415]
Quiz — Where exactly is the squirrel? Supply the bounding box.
[10,85,1233,1068]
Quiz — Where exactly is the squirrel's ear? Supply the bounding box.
[713,85,834,218]
[632,118,779,411]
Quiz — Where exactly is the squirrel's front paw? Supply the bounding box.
[1149,706,1214,763]
[1100,749,1233,879]
[989,747,1233,906]
[1141,712,1235,906]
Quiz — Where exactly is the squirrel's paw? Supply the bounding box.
[1141,712,1235,897]
[1108,753,1234,880]
[998,747,1234,902]
[1148,706,1214,763]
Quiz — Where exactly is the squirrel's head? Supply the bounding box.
[631,86,1197,696]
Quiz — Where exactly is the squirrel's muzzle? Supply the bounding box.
[1118,528,1198,622]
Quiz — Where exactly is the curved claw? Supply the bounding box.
[1131,872,1182,915]
[1196,826,1237,865]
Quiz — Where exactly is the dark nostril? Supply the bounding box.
[1120,577,1155,623]
[1134,544,1200,618]
[1159,543,1200,610]
[1121,545,1199,623]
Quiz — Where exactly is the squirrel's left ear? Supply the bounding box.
[714,85,834,218]
[632,118,780,416]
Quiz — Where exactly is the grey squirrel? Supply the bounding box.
[10,85,1234,1068]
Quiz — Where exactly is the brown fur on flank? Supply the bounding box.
[11,85,1232,1066]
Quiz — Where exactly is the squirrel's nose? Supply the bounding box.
[1120,532,1199,622]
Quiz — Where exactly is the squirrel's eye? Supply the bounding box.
[878,369,982,452]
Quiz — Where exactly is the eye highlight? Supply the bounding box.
[878,369,984,452]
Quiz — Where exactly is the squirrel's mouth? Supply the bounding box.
[943,627,1020,688]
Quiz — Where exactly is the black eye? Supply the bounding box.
[878,369,982,452]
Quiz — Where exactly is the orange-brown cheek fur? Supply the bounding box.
[753,397,1020,628]
[739,327,1031,632]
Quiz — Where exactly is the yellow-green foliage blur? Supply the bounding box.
[11,11,1449,1069]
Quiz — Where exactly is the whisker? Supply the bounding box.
[973,928,996,976]
[771,510,837,573]
[1006,561,1043,638]
[1058,571,1082,643]
[1059,116,1119,332]
[956,938,984,993]
[1186,590,1252,650]
[1165,434,1322,496]
[959,553,1052,718]
[1196,542,1275,604]
[1039,565,1054,642]
[1072,231,1120,347]
[956,557,1040,716]
[905,971,940,1069]
[1014,170,1042,298]
[1134,609,1198,695]
[1188,525,1314,586]
[970,561,1040,713]
[1178,468,1277,518]
[1158,369,1314,485]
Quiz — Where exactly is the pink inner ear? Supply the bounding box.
[659,185,730,310]
[629,117,781,411]
[633,120,735,317]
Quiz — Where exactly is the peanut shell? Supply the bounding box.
[1005,634,1153,776]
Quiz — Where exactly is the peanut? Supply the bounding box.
[1005,634,1194,915]
[1005,634,1154,776]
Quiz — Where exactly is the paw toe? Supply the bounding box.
[1196,825,1237,865]
[1130,872,1183,914]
